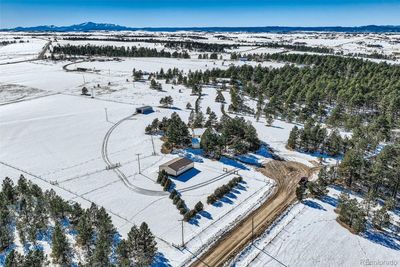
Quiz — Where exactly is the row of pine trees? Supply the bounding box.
[1,176,157,266]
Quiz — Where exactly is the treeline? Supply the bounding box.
[164,40,235,52]
[52,44,190,58]
[158,170,204,222]
[145,111,260,156]
[1,40,28,46]
[345,52,395,60]
[1,175,157,266]
[230,43,334,61]
[296,164,396,234]
[207,176,243,205]
[287,123,349,157]
[145,112,191,152]
[337,190,394,233]
[169,54,400,134]
[338,141,400,198]
[61,37,232,52]
[200,116,260,157]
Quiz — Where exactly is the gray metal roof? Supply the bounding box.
[160,157,193,172]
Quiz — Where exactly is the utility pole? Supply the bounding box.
[251,216,254,245]
[136,153,141,174]
[104,108,108,122]
[151,135,156,156]
[179,219,185,248]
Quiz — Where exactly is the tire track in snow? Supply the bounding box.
[100,113,168,196]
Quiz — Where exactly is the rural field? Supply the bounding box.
[1,28,399,266]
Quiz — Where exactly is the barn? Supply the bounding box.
[159,157,194,176]
[136,106,153,114]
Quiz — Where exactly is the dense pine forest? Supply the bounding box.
[149,53,400,211]
[62,37,235,52]
[52,44,191,58]
[165,54,399,134]
[0,176,158,266]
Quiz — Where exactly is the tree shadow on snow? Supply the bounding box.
[199,210,213,220]
[220,196,234,205]
[219,156,249,170]
[320,195,338,207]
[303,200,326,211]
[151,252,172,267]
[362,225,400,251]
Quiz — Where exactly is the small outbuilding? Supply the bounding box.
[192,138,200,149]
[159,157,194,176]
[136,106,153,114]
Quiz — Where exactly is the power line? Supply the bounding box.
[252,244,288,267]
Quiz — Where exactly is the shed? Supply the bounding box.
[136,106,153,114]
[192,138,200,149]
[159,157,194,176]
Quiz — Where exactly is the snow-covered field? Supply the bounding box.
[0,51,288,265]
[0,37,47,64]
[1,31,398,266]
[233,187,400,267]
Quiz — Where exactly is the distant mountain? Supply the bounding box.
[6,22,132,32]
[2,22,400,33]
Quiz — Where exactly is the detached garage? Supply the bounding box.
[159,157,194,176]
[136,106,153,114]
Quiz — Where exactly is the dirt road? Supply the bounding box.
[191,160,317,267]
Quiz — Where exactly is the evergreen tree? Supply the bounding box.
[215,90,225,103]
[287,126,299,149]
[200,128,222,159]
[5,249,23,267]
[76,211,94,250]
[0,195,13,251]
[296,185,306,201]
[128,222,157,267]
[1,177,16,205]
[166,113,191,147]
[194,201,204,212]
[24,250,46,267]
[116,239,130,266]
[51,221,71,265]
[372,207,391,230]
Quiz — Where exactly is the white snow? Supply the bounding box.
[233,187,400,267]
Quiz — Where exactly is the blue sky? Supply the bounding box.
[1,0,399,28]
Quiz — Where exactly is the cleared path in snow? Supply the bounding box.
[101,113,168,196]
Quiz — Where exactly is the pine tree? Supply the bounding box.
[1,177,16,205]
[215,90,225,103]
[338,149,364,187]
[266,114,274,126]
[24,250,46,266]
[76,211,93,250]
[5,249,23,267]
[372,207,391,230]
[126,223,158,266]
[116,239,130,266]
[194,201,204,212]
[296,185,305,201]
[193,111,204,128]
[136,222,157,266]
[201,128,222,158]
[287,126,298,149]
[51,221,71,265]
[0,195,13,251]
[166,113,191,147]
